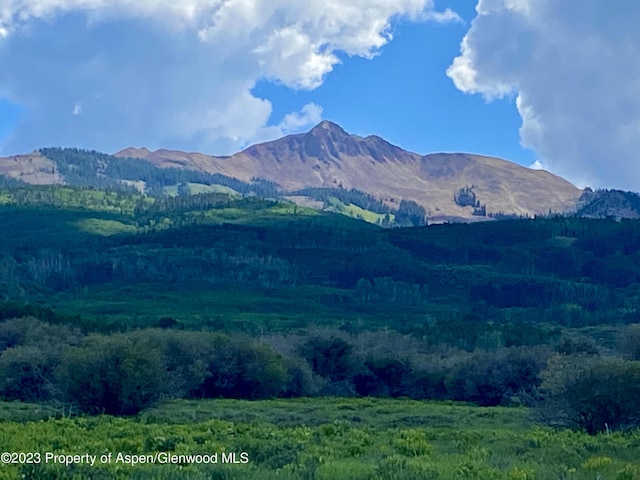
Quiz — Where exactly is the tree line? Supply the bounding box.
[38,148,279,197]
[2,316,640,434]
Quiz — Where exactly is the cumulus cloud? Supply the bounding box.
[0,0,458,155]
[448,0,640,190]
[250,103,324,144]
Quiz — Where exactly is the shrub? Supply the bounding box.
[447,347,549,406]
[300,335,354,382]
[136,329,216,398]
[540,355,640,433]
[619,324,640,360]
[0,345,58,401]
[56,334,165,415]
[200,337,288,399]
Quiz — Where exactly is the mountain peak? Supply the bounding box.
[116,147,152,159]
[300,120,368,161]
[309,120,349,137]
[102,122,582,220]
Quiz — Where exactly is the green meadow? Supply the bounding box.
[2,399,640,480]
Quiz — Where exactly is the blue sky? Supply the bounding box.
[0,1,639,189]
[0,0,534,165]
[0,99,21,145]
[253,1,534,166]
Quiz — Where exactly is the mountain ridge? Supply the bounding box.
[114,120,581,220]
[0,120,587,221]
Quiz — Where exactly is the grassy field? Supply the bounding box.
[1,398,639,480]
[163,183,241,197]
[324,196,391,225]
[53,283,344,330]
[47,281,455,332]
[72,218,138,236]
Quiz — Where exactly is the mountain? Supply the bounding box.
[1,121,585,221]
[576,189,640,219]
[0,151,62,185]
[116,121,581,220]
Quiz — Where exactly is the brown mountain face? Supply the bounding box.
[116,120,582,220]
[0,151,62,184]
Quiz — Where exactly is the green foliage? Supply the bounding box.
[355,277,428,306]
[619,324,640,360]
[0,185,145,215]
[200,338,288,399]
[3,184,640,421]
[0,345,57,401]
[0,316,553,409]
[300,336,354,383]
[56,334,166,415]
[392,429,433,457]
[294,187,393,215]
[1,398,639,479]
[395,199,427,227]
[4,164,640,480]
[540,355,640,433]
[448,347,548,406]
[0,175,25,188]
[555,335,599,356]
[39,147,279,197]
[324,196,391,225]
[375,455,439,480]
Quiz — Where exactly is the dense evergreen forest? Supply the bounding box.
[39,147,281,198]
[1,181,640,435]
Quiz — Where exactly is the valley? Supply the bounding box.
[1,138,640,479]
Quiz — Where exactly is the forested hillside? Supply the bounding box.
[39,147,281,198]
[23,148,428,226]
[0,182,640,434]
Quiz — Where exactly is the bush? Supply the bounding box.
[556,336,599,356]
[619,324,640,360]
[56,334,165,415]
[447,347,549,406]
[0,345,58,401]
[0,317,80,352]
[281,358,325,397]
[200,337,288,399]
[540,355,640,433]
[133,329,216,398]
[300,335,354,382]
[361,357,413,397]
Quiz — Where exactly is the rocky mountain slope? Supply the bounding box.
[1,121,585,221]
[576,189,640,219]
[0,151,63,185]
[116,121,581,220]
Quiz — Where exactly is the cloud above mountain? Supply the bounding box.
[448,0,640,190]
[0,0,458,154]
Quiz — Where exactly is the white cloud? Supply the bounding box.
[250,102,324,144]
[448,0,640,190]
[280,103,324,132]
[528,159,543,170]
[0,0,459,155]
